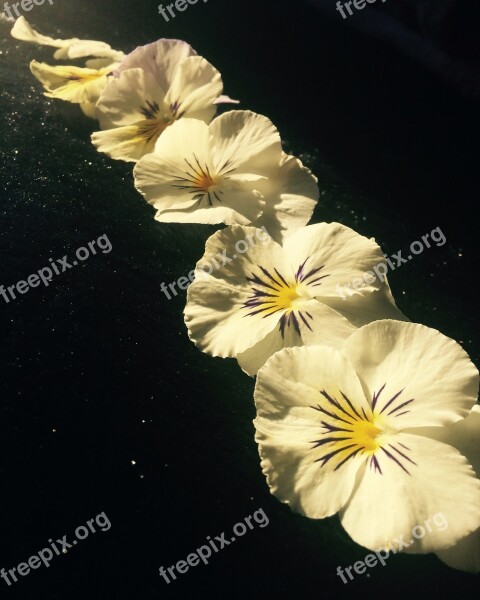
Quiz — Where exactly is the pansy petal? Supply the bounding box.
[342,320,479,428]
[214,95,240,105]
[210,110,283,174]
[251,153,319,243]
[194,225,287,289]
[326,283,408,327]
[402,405,480,571]
[54,40,124,61]
[116,39,197,91]
[254,346,370,517]
[30,60,111,104]
[85,58,119,70]
[164,56,222,121]
[11,17,124,61]
[134,148,202,211]
[238,301,356,376]
[436,529,480,573]
[11,16,75,48]
[154,186,263,225]
[428,407,480,572]
[96,68,165,129]
[237,328,285,376]
[283,222,386,298]
[185,279,279,357]
[80,102,98,119]
[340,433,480,553]
[91,125,159,162]
[404,405,480,475]
[284,300,357,347]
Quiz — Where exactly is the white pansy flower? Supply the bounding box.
[92,39,235,162]
[11,17,124,118]
[253,320,480,557]
[134,111,318,232]
[184,223,406,375]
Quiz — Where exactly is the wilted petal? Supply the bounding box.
[30,60,117,104]
[11,16,124,61]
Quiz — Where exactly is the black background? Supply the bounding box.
[0,0,479,598]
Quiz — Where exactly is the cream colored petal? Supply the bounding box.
[192,224,287,290]
[91,125,159,163]
[164,56,223,120]
[251,153,319,243]
[405,405,480,475]
[96,68,166,129]
[325,282,408,328]
[214,95,240,105]
[340,433,480,553]
[210,110,283,175]
[116,39,197,92]
[154,185,263,225]
[80,102,98,119]
[54,41,124,61]
[11,16,124,61]
[30,60,111,104]
[282,222,387,298]
[185,278,279,357]
[426,406,480,572]
[85,58,121,69]
[254,346,369,517]
[436,528,480,573]
[342,320,479,429]
[11,16,75,48]
[237,300,356,376]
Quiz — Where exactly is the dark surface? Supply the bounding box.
[0,0,479,598]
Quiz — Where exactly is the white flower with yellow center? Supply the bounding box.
[92,39,236,162]
[253,320,480,558]
[134,111,318,232]
[184,223,406,375]
[11,17,124,118]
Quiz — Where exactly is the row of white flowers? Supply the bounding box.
[12,16,480,574]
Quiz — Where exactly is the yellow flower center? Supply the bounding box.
[275,284,301,311]
[193,171,216,192]
[171,154,230,206]
[311,387,417,475]
[350,419,382,453]
[243,261,326,338]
